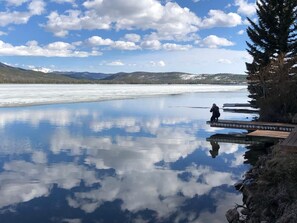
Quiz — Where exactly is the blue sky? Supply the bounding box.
[0,0,257,74]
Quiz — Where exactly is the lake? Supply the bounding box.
[0,85,255,223]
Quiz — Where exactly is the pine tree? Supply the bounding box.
[246,0,297,121]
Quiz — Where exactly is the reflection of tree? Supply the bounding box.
[209,140,220,158]
[243,143,272,166]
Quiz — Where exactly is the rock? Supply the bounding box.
[226,208,240,223]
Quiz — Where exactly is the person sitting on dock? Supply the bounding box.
[210,103,220,122]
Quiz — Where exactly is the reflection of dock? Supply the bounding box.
[207,133,263,144]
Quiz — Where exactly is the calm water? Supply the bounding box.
[0,89,254,223]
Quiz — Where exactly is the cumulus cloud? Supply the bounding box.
[141,40,162,50]
[112,41,140,50]
[200,10,242,29]
[45,10,111,37]
[51,0,76,4]
[162,43,192,51]
[0,0,46,26]
[200,35,235,48]
[106,60,125,66]
[0,40,101,57]
[150,60,166,67]
[0,11,32,26]
[44,0,200,40]
[124,34,141,43]
[87,36,141,50]
[237,29,245,35]
[87,36,113,46]
[5,0,29,6]
[28,0,46,15]
[235,0,256,16]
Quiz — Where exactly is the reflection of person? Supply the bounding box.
[210,103,220,122]
[209,140,220,158]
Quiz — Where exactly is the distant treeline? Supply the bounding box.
[0,62,247,84]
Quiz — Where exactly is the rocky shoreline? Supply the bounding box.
[226,145,297,223]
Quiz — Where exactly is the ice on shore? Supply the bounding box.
[0,84,246,107]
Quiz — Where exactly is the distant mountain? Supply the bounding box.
[0,62,84,83]
[101,72,247,84]
[54,71,111,80]
[0,62,247,84]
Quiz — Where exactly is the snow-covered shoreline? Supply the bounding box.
[0,84,247,107]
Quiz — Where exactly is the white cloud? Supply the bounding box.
[51,0,76,4]
[141,40,162,50]
[235,0,256,16]
[218,59,232,64]
[237,29,245,35]
[82,0,104,9]
[162,43,192,51]
[0,0,46,26]
[150,60,166,67]
[28,0,46,15]
[45,10,111,37]
[5,0,29,6]
[200,35,235,48]
[112,41,140,50]
[0,40,101,57]
[200,10,242,29]
[87,36,113,46]
[124,34,141,43]
[0,31,7,36]
[106,60,125,66]
[0,11,32,26]
[44,1,200,40]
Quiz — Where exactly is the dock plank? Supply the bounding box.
[247,130,290,139]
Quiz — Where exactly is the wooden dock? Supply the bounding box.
[206,120,296,132]
[206,120,297,148]
[247,130,290,139]
[223,103,250,107]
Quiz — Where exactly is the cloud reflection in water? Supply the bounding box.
[0,92,249,222]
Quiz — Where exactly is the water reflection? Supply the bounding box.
[0,92,251,222]
[209,141,220,158]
